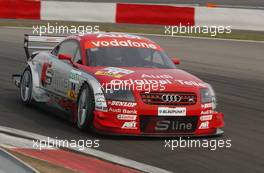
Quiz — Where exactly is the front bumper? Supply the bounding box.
[92,111,224,137]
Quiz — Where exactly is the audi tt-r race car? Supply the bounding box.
[12,33,224,136]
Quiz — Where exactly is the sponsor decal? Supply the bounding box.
[95,67,134,78]
[108,107,121,113]
[198,121,209,129]
[96,97,105,102]
[121,121,137,129]
[67,90,77,99]
[188,97,196,103]
[175,80,207,87]
[201,103,213,109]
[155,120,193,131]
[45,69,53,85]
[158,107,186,116]
[141,116,197,133]
[141,74,173,79]
[122,109,137,114]
[112,78,172,85]
[52,77,68,90]
[97,33,142,39]
[41,63,53,86]
[69,70,82,84]
[89,39,158,49]
[94,92,107,112]
[108,101,137,107]
[95,106,107,112]
[201,110,214,115]
[200,115,213,121]
[95,97,105,106]
[117,114,137,121]
[108,108,137,114]
[67,83,77,99]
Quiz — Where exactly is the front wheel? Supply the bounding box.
[20,68,33,105]
[76,84,94,130]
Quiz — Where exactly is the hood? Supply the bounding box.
[81,66,208,90]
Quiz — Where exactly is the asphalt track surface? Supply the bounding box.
[0,27,264,173]
[44,0,264,7]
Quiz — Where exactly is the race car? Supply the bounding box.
[12,32,224,136]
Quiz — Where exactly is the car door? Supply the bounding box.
[46,39,81,99]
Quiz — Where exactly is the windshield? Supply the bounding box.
[87,47,176,69]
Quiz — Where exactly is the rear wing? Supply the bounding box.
[24,35,65,60]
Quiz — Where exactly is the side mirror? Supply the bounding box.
[171,57,180,65]
[58,54,73,63]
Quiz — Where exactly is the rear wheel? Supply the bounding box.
[20,68,33,105]
[77,84,94,130]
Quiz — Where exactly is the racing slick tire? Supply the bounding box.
[76,83,95,130]
[20,67,33,105]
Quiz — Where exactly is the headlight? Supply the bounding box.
[200,83,217,109]
[104,89,135,102]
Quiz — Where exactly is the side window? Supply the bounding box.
[57,41,78,58]
[51,45,60,56]
[53,40,83,64]
[140,49,152,62]
[152,51,164,65]
[73,48,82,64]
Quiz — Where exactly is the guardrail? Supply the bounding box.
[0,0,263,31]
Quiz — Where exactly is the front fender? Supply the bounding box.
[69,69,107,112]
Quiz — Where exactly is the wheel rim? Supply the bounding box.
[78,89,88,126]
[20,70,32,102]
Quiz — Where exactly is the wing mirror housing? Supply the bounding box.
[58,54,73,64]
[171,57,180,65]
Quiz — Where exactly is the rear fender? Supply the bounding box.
[27,61,50,102]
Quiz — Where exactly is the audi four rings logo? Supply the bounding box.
[161,94,182,102]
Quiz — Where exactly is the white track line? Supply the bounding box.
[1,26,264,43]
[0,147,40,173]
[0,125,172,173]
